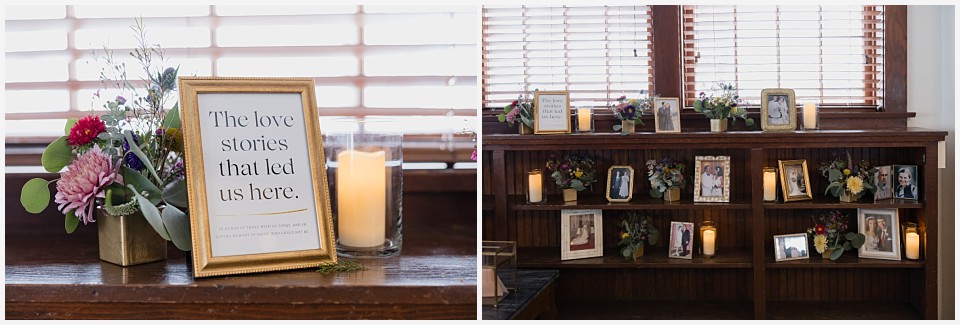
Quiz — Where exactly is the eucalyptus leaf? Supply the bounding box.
[162,180,189,208]
[745,118,755,127]
[122,166,161,206]
[64,210,79,234]
[130,186,171,241]
[830,247,844,260]
[648,229,660,245]
[618,238,630,246]
[828,169,842,182]
[849,233,865,248]
[497,115,506,122]
[64,118,78,135]
[20,178,52,214]
[160,204,192,251]
[650,188,663,198]
[162,103,180,129]
[41,136,72,173]
[123,131,162,183]
[613,124,622,131]
[622,247,632,258]
[570,179,584,191]
[693,100,703,112]
[842,241,852,251]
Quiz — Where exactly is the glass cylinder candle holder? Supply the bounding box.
[324,118,402,258]
[527,169,546,203]
[575,107,594,133]
[901,222,923,260]
[763,167,778,202]
[802,102,819,130]
[700,220,717,258]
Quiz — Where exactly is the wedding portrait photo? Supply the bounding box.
[694,156,730,202]
[858,209,901,260]
[668,221,694,259]
[774,233,809,262]
[778,159,813,202]
[606,166,634,202]
[760,88,796,131]
[561,209,603,261]
[654,97,681,133]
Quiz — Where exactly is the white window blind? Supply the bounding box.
[5,5,478,155]
[683,5,883,108]
[482,5,653,108]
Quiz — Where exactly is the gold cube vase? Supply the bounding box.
[97,210,168,266]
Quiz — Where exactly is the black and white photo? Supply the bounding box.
[874,165,893,201]
[668,221,694,259]
[606,166,634,203]
[778,159,813,202]
[654,97,681,133]
[760,88,796,131]
[774,233,809,262]
[892,165,919,200]
[858,208,901,260]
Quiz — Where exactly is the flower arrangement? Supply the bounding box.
[617,213,659,260]
[610,94,653,131]
[497,91,535,128]
[806,210,865,260]
[817,151,878,200]
[545,153,597,191]
[19,19,191,251]
[692,82,755,127]
[645,158,686,198]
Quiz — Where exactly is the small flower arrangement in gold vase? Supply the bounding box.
[693,82,755,132]
[617,213,659,260]
[545,153,597,202]
[610,94,653,135]
[818,151,878,202]
[645,158,686,201]
[497,91,535,135]
[806,210,865,260]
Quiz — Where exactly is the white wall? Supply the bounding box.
[907,5,955,320]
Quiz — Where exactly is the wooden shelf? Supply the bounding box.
[766,253,924,269]
[766,301,920,320]
[518,247,752,269]
[510,194,753,211]
[764,196,922,209]
[482,194,493,211]
[558,299,753,320]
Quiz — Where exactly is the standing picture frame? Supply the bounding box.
[533,91,571,134]
[774,233,809,262]
[858,208,901,261]
[560,209,603,261]
[892,165,919,200]
[606,165,634,203]
[179,77,337,278]
[694,156,731,203]
[874,165,893,201]
[653,97,682,133]
[760,88,797,131]
[778,159,814,202]
[668,221,694,259]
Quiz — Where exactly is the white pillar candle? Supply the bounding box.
[337,150,386,248]
[905,232,920,260]
[528,172,543,203]
[803,102,817,129]
[763,169,777,202]
[703,229,716,256]
[577,107,592,132]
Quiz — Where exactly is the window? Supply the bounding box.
[5,5,477,165]
[482,5,653,108]
[682,5,884,108]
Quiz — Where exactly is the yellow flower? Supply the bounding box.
[574,169,583,178]
[621,233,630,240]
[846,176,864,194]
[843,169,851,176]
[629,99,638,106]
[814,234,828,254]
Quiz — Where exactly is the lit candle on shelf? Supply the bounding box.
[703,229,716,256]
[337,150,386,248]
[803,102,818,130]
[577,107,592,132]
[763,168,777,202]
[528,170,544,203]
[905,232,920,260]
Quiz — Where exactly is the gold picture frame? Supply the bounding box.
[179,77,337,278]
[778,159,813,202]
[760,88,797,131]
[694,156,731,203]
[605,165,634,203]
[533,91,571,134]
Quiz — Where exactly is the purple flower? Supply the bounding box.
[561,164,569,170]
[116,96,126,105]
[623,105,636,119]
[122,133,145,171]
[470,150,477,161]
[617,95,626,101]
[155,128,165,136]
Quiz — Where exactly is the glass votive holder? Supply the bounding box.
[802,102,819,130]
[575,107,594,133]
[323,118,402,258]
[527,169,546,204]
[700,220,717,258]
[901,222,924,260]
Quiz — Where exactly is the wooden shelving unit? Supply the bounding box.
[481,129,944,319]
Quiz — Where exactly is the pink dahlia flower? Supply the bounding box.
[55,144,123,224]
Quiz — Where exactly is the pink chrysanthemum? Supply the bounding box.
[54,144,123,225]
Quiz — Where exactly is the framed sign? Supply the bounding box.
[533,91,571,134]
[760,88,797,131]
[179,77,337,278]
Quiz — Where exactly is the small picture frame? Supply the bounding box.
[858,208,901,260]
[653,97,682,133]
[668,221,694,259]
[874,165,893,201]
[694,156,731,203]
[561,209,603,261]
[778,159,813,202]
[760,88,797,131]
[892,165,919,200]
[533,91,571,134]
[606,165,634,203]
[774,233,809,261]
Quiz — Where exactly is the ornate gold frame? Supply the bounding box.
[605,165,634,203]
[533,91,571,134]
[178,77,336,278]
[760,88,797,131]
[778,159,814,202]
[693,156,731,203]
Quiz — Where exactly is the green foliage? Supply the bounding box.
[124,131,162,183]
[162,180,189,209]
[41,136,72,173]
[649,188,663,198]
[160,204,191,251]
[617,214,658,260]
[64,118,78,135]
[162,102,181,129]
[64,210,79,234]
[545,153,597,191]
[316,259,366,275]
[122,166,161,206]
[131,186,171,241]
[21,178,52,214]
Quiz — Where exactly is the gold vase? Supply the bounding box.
[562,188,578,202]
[632,244,645,260]
[838,189,858,202]
[519,123,533,135]
[821,248,834,260]
[98,210,168,266]
[664,187,681,202]
[621,120,636,134]
[710,119,728,132]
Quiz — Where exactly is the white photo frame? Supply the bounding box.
[668,221,694,259]
[858,208,901,261]
[561,209,603,261]
[774,233,809,262]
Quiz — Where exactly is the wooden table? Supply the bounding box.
[5,171,478,319]
[481,269,559,320]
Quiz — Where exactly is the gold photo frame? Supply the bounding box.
[533,91,571,134]
[694,156,731,203]
[179,77,337,278]
[760,88,797,131]
[778,159,813,202]
[605,165,634,203]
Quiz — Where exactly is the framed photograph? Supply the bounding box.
[858,208,901,260]
[777,159,813,202]
[760,88,797,131]
[892,165,919,200]
[606,165,634,203]
[560,209,603,260]
[774,233,809,261]
[668,221,695,259]
[533,91,571,134]
[694,156,731,203]
[179,77,337,278]
[874,165,893,201]
[653,97,682,133]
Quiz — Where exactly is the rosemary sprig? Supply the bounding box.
[316,260,366,275]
